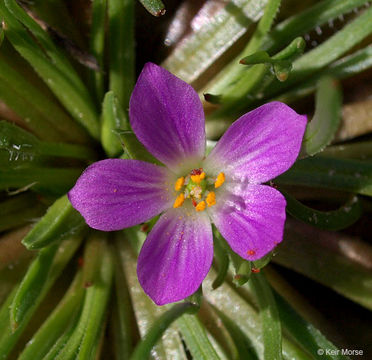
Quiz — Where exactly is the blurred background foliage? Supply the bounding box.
[0,0,371,359]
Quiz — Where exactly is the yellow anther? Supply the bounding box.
[174,176,185,191]
[206,192,216,207]
[173,193,185,208]
[214,172,225,188]
[195,201,206,212]
[190,172,206,184]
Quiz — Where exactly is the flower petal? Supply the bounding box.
[209,184,286,261]
[137,207,213,305]
[204,102,307,183]
[129,62,205,172]
[68,159,173,231]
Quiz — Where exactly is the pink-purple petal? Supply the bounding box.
[137,207,213,305]
[68,159,173,231]
[129,63,205,172]
[204,102,307,184]
[209,184,286,261]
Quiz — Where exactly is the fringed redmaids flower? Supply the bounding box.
[68,63,307,305]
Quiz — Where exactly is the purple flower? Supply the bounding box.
[68,63,307,305]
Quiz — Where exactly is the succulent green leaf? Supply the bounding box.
[176,315,222,360]
[274,292,350,360]
[101,91,129,157]
[304,77,342,156]
[283,192,362,231]
[275,156,372,197]
[0,0,100,139]
[115,130,162,165]
[138,0,165,17]
[22,195,86,250]
[250,272,283,360]
[109,0,135,107]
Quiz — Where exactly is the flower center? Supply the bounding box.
[173,168,225,212]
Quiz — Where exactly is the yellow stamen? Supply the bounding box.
[173,193,185,208]
[214,172,225,188]
[195,201,206,212]
[174,176,185,191]
[190,172,206,184]
[206,192,216,207]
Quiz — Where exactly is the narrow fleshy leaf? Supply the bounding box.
[262,0,371,53]
[0,0,100,139]
[275,219,372,310]
[138,0,165,16]
[0,235,83,357]
[275,156,372,197]
[54,235,114,360]
[22,195,85,250]
[283,191,362,231]
[163,0,268,84]
[212,233,230,290]
[101,91,129,157]
[176,315,222,360]
[0,167,83,195]
[250,272,283,360]
[274,292,350,360]
[90,0,107,103]
[131,303,198,360]
[109,0,135,106]
[10,243,59,329]
[18,272,84,360]
[115,130,162,165]
[304,77,342,156]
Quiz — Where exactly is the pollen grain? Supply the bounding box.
[214,172,225,188]
[173,193,185,208]
[190,172,206,184]
[206,192,216,207]
[195,201,206,212]
[174,176,185,191]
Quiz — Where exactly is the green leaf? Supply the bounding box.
[275,219,372,310]
[177,315,222,360]
[0,121,97,163]
[18,271,84,360]
[269,4,372,95]
[274,292,350,360]
[111,242,135,359]
[0,235,83,358]
[138,0,165,17]
[90,0,107,103]
[304,76,343,156]
[250,272,283,360]
[163,0,269,84]
[283,191,362,231]
[116,130,162,165]
[0,0,100,139]
[108,0,135,107]
[0,57,88,143]
[262,0,371,53]
[130,303,198,360]
[276,45,372,105]
[10,243,59,330]
[101,91,129,157]
[212,235,230,290]
[0,167,83,195]
[275,156,372,197]
[22,195,86,250]
[54,235,114,360]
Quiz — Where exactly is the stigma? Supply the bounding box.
[173,168,225,212]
